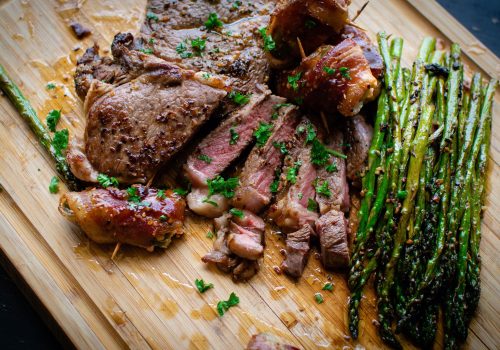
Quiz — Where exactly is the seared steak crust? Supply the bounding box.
[345,114,373,181]
[315,209,349,269]
[281,224,313,278]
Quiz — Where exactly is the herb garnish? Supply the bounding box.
[173,188,188,196]
[230,208,244,218]
[314,293,324,304]
[207,176,239,198]
[140,48,153,54]
[204,13,223,30]
[97,173,119,188]
[286,161,301,184]
[217,292,239,316]
[307,198,318,212]
[230,128,239,145]
[191,38,206,54]
[126,187,141,203]
[49,176,59,194]
[202,72,211,80]
[253,122,273,147]
[326,162,338,173]
[197,154,212,164]
[323,66,336,75]
[270,178,280,193]
[206,231,214,239]
[305,123,316,144]
[52,129,69,156]
[315,180,331,198]
[274,103,292,110]
[46,82,56,90]
[273,141,288,155]
[202,197,218,207]
[287,72,302,91]
[231,0,242,9]
[176,41,193,59]
[46,109,61,132]
[258,27,276,52]
[340,67,351,80]
[298,192,303,199]
[322,282,334,291]
[157,189,166,199]
[228,91,251,105]
[146,12,159,22]
[195,278,214,293]
[310,138,347,166]
[159,215,167,222]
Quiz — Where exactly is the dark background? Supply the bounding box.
[0,1,498,349]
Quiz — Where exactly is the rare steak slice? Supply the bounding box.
[281,224,313,278]
[269,118,319,232]
[315,209,349,269]
[345,114,373,182]
[232,104,300,213]
[315,127,350,214]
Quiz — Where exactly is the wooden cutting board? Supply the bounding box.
[0,0,498,349]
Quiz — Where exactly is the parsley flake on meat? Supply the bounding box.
[339,67,351,80]
[273,141,288,155]
[173,188,189,196]
[253,122,273,147]
[305,123,316,144]
[323,66,336,75]
[191,38,206,54]
[287,72,302,91]
[270,178,280,193]
[126,187,141,203]
[307,198,318,212]
[197,154,212,164]
[207,176,239,198]
[258,27,275,52]
[195,278,214,293]
[286,161,301,184]
[230,208,244,218]
[202,197,218,207]
[52,129,69,156]
[176,41,193,58]
[310,138,347,166]
[204,13,223,30]
[228,91,251,105]
[315,180,331,198]
[46,109,61,132]
[217,292,239,316]
[146,12,159,21]
[229,127,239,145]
[156,189,166,199]
[326,162,338,173]
[140,48,153,54]
[49,176,59,194]
[97,173,119,188]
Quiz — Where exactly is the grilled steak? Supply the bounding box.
[345,114,373,181]
[269,119,319,232]
[315,209,349,269]
[281,224,313,278]
[315,128,350,214]
[247,333,299,350]
[227,210,266,260]
[232,104,300,213]
[59,186,185,250]
[276,39,379,117]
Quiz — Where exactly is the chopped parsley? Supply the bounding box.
[322,282,334,291]
[52,129,69,156]
[298,192,303,199]
[46,82,56,90]
[207,176,239,198]
[206,231,214,239]
[230,208,244,218]
[173,187,189,196]
[315,180,331,198]
[49,176,59,194]
[340,67,351,80]
[176,41,193,59]
[326,162,338,173]
[307,198,318,212]
[140,48,153,54]
[228,91,251,105]
[270,178,280,193]
[97,173,119,188]
[305,123,316,144]
[286,161,301,184]
[204,13,223,30]
[287,72,302,92]
[126,187,141,203]
[271,112,279,120]
[191,37,206,54]
[305,19,317,29]
[314,293,324,304]
[157,189,166,199]
[229,128,239,145]
[146,12,159,21]
[159,215,167,222]
[46,109,61,132]
[310,138,347,166]
[274,103,292,110]
[231,0,242,9]
[195,278,214,293]
[273,141,288,155]
[202,72,211,79]
[197,154,212,164]
[323,66,336,75]
[253,122,273,147]
[149,38,155,44]
[258,27,276,52]
[217,292,239,316]
[202,197,218,207]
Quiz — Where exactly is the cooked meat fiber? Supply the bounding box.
[269,119,319,232]
[232,105,300,213]
[281,224,313,278]
[315,128,350,214]
[59,186,185,250]
[246,333,299,350]
[266,0,351,68]
[315,209,349,269]
[345,114,373,181]
[276,39,378,117]
[228,210,266,260]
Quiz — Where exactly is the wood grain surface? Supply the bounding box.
[0,0,498,349]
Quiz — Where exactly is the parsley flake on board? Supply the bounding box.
[52,129,69,156]
[97,173,119,188]
[323,66,336,75]
[258,27,276,52]
[204,13,223,30]
[156,189,166,199]
[286,161,301,184]
[46,82,56,90]
[195,278,214,293]
[322,282,334,291]
[340,67,351,80]
[46,109,61,132]
[217,292,239,316]
[206,231,214,239]
[228,91,251,105]
[315,180,331,198]
[207,176,239,198]
[197,154,212,164]
[287,72,302,91]
[173,188,189,196]
[229,128,239,145]
[49,176,59,194]
[253,122,273,147]
[229,208,244,218]
[314,293,324,304]
[307,198,318,212]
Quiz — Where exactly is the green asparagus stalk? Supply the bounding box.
[0,63,79,190]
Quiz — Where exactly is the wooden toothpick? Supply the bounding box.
[111,242,121,260]
[351,1,369,22]
[296,37,306,60]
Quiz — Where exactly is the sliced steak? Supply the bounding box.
[281,224,313,278]
[185,92,284,187]
[227,210,266,260]
[247,333,299,350]
[345,114,373,181]
[269,119,319,232]
[315,209,349,269]
[232,105,300,213]
[315,128,350,214]
[276,40,379,117]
